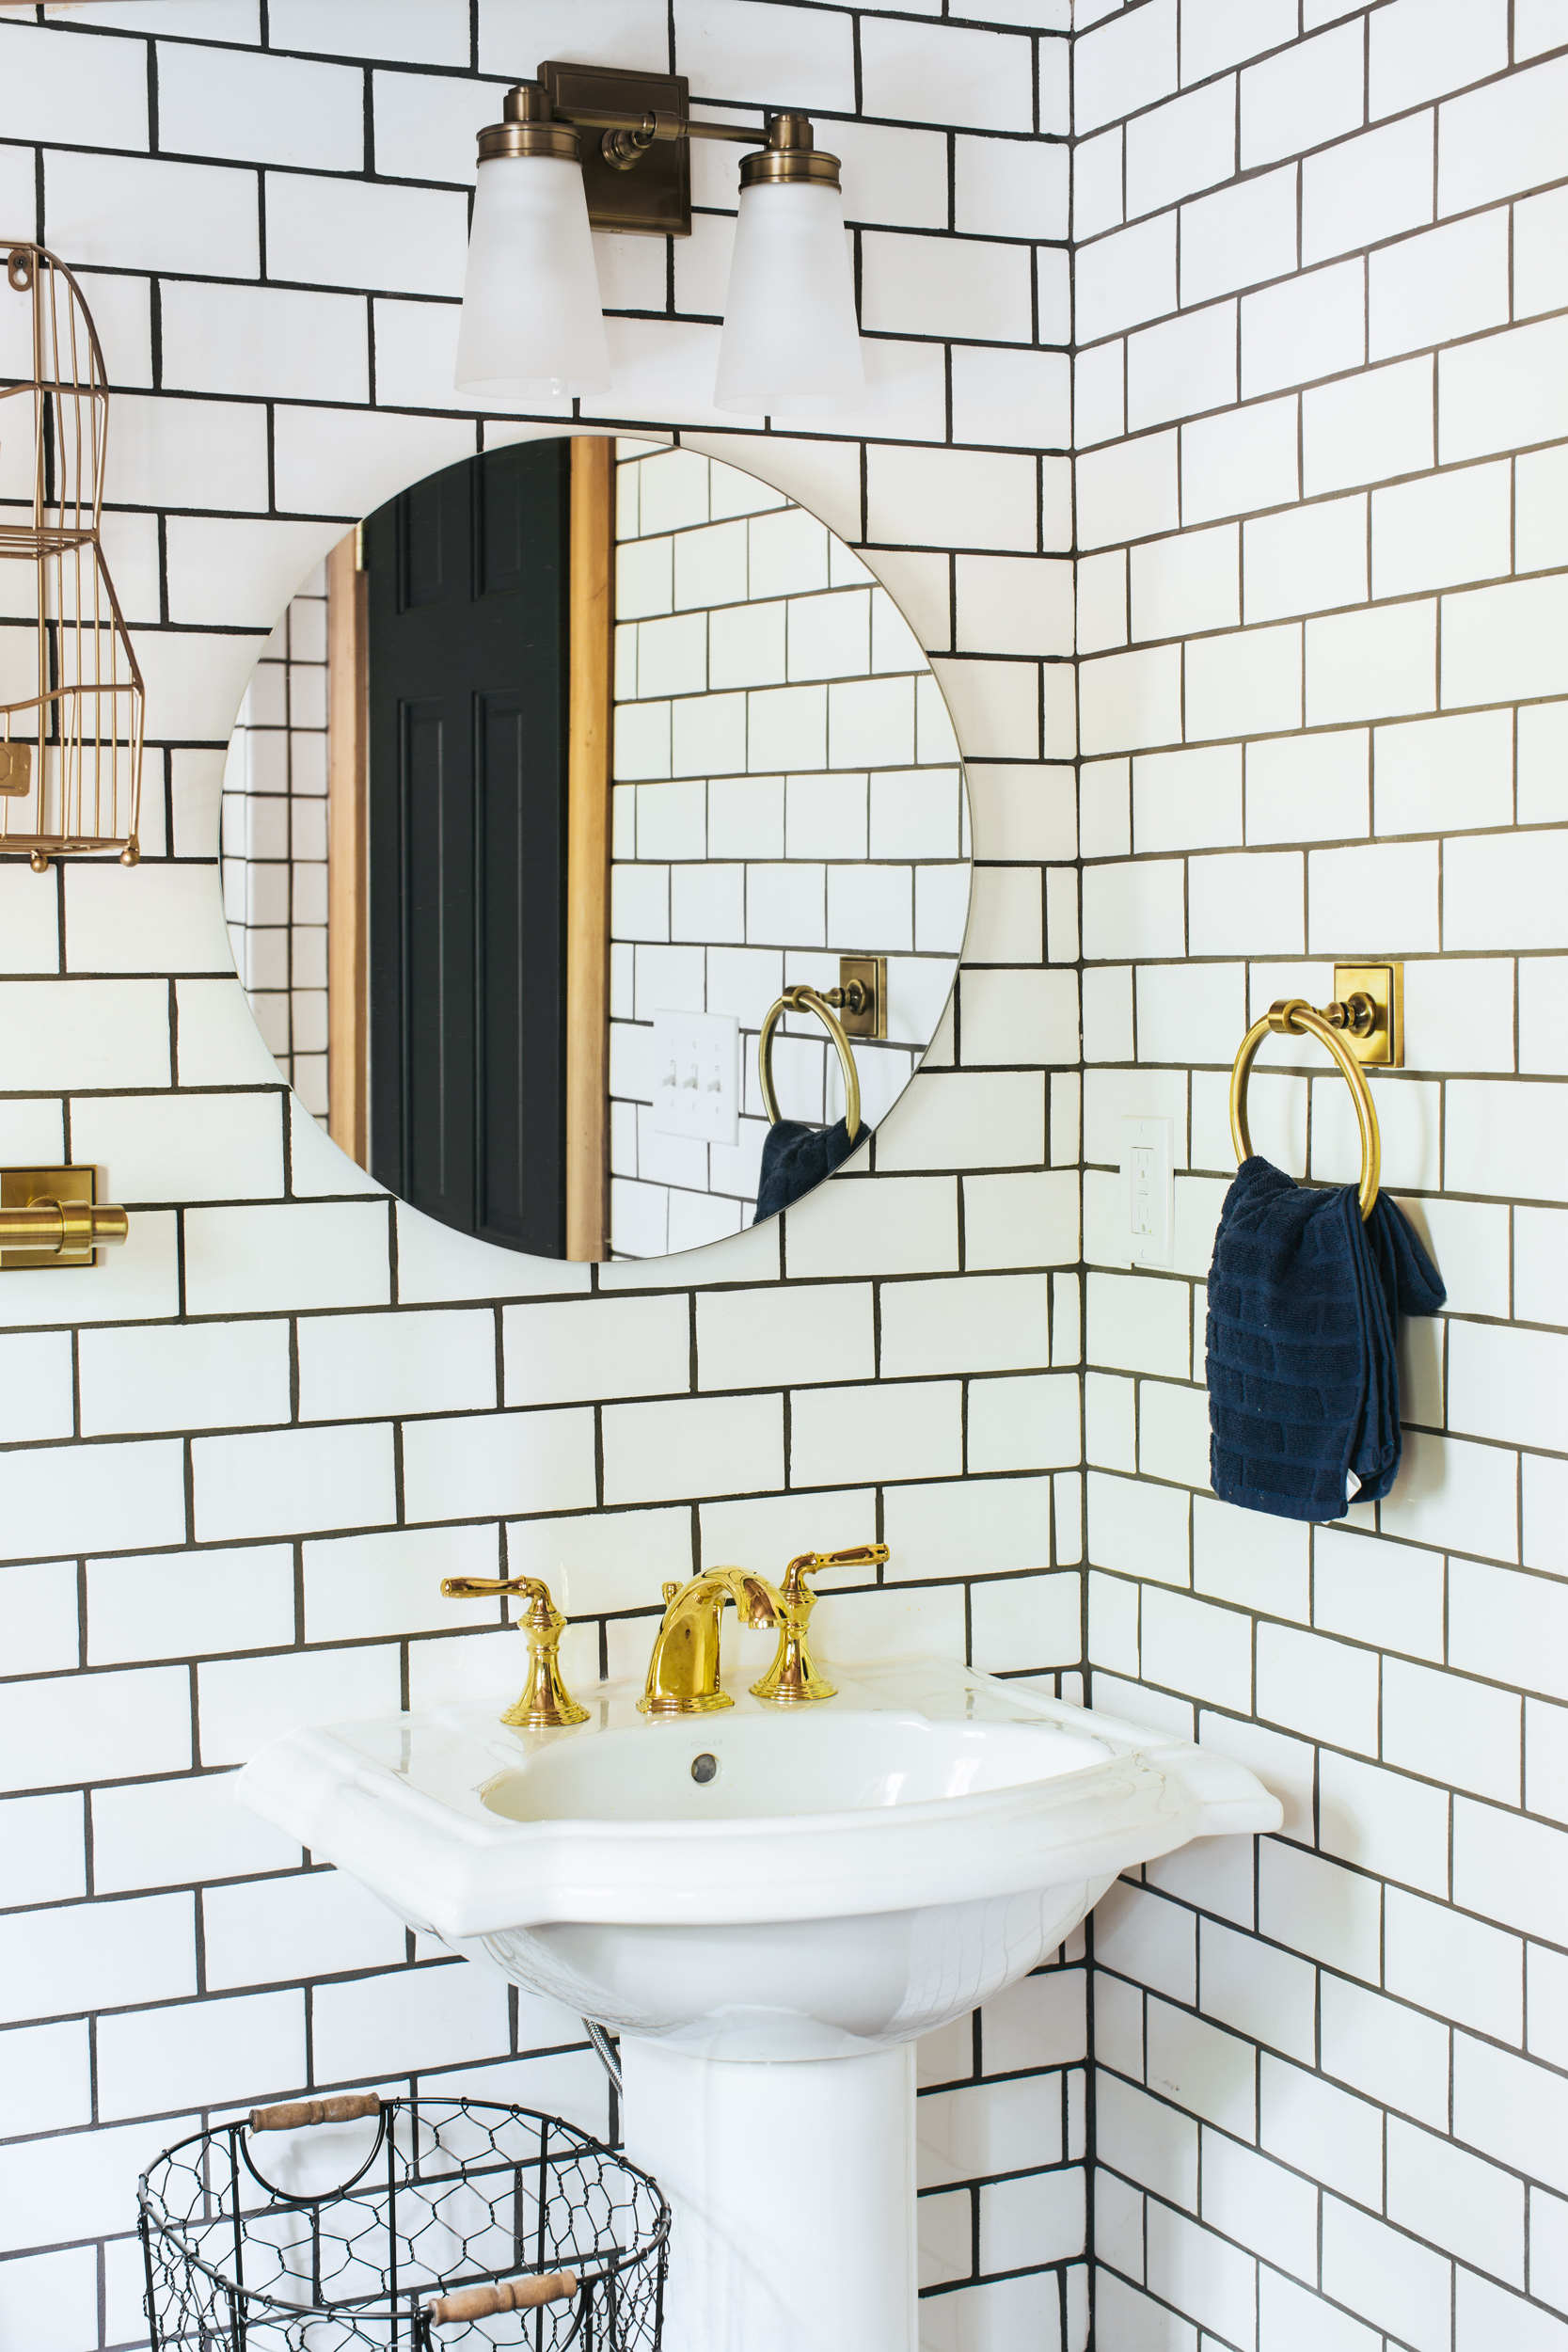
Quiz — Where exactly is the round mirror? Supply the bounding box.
[222,436,971,1263]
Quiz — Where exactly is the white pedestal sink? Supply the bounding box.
[238,1658,1279,2352]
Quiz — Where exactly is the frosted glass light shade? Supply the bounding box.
[714,180,863,417]
[454,153,610,399]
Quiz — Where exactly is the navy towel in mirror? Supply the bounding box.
[1206,1155,1445,1523]
[753,1117,870,1223]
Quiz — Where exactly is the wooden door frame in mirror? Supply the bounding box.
[563,435,613,1264]
[323,435,615,1260]
[326,527,369,1169]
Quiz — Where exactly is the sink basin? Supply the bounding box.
[239,1655,1279,2352]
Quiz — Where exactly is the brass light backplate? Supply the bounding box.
[0,740,31,796]
[1333,962,1403,1067]
[539,60,692,235]
[838,955,888,1040]
[2,1164,98,1270]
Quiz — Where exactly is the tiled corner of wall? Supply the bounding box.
[1075,4,1568,2348]
[0,8,1082,2349]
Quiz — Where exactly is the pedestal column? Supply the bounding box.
[620,2038,917,2352]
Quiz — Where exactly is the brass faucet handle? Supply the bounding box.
[779,1543,889,1603]
[439,1575,588,1730]
[441,1572,556,1621]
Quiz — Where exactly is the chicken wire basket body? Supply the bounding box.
[0,240,144,870]
[138,2096,669,2352]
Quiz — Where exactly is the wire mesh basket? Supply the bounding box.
[137,2093,669,2351]
[0,240,144,870]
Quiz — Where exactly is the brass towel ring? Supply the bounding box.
[758,986,861,1143]
[1230,997,1381,1221]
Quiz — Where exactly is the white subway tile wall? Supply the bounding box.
[7,3,1568,2345]
[0,9,1085,2350]
[1077,4,1568,2351]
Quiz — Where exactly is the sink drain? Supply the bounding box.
[690,1753,719,1784]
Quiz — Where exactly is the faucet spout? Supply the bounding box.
[638,1569,784,1716]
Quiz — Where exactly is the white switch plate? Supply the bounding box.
[651,1009,738,1147]
[1120,1115,1174,1269]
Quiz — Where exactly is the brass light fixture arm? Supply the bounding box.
[638,1568,786,1715]
[749,1543,889,1707]
[485,78,841,207]
[440,1574,590,1728]
[1229,997,1382,1221]
[758,986,862,1141]
[1,1167,128,1270]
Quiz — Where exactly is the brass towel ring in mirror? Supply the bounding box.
[1230,997,1381,1220]
[758,986,861,1143]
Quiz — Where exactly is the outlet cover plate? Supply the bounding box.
[1120,1117,1174,1271]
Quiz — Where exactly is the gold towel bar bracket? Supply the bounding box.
[1228,964,1403,1223]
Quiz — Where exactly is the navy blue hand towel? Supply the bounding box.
[752,1117,869,1223]
[1207,1155,1446,1522]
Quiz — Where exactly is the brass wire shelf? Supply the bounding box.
[0,240,144,871]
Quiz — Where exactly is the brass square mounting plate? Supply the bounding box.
[838,955,888,1040]
[0,740,31,795]
[539,60,692,236]
[1,1164,97,1270]
[1334,962,1403,1067]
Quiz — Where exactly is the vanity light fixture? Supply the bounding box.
[454,61,864,417]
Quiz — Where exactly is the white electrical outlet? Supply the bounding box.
[651,1009,739,1147]
[1120,1115,1174,1269]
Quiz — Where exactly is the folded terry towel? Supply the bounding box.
[753,1116,869,1223]
[1207,1155,1446,1522]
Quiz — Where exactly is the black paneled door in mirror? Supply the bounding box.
[364,439,570,1257]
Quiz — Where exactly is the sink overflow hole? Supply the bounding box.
[691,1753,720,1785]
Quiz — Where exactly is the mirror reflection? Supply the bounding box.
[222,437,971,1263]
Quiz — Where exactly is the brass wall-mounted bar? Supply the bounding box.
[0,1167,128,1269]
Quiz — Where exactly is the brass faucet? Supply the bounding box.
[639,1568,784,1715]
[638,1544,890,1715]
[440,1574,589,1728]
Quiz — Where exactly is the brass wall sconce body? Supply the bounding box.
[0,1167,129,1269]
[441,1574,590,1728]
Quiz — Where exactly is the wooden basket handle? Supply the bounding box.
[425,2272,578,2325]
[248,2093,383,2133]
